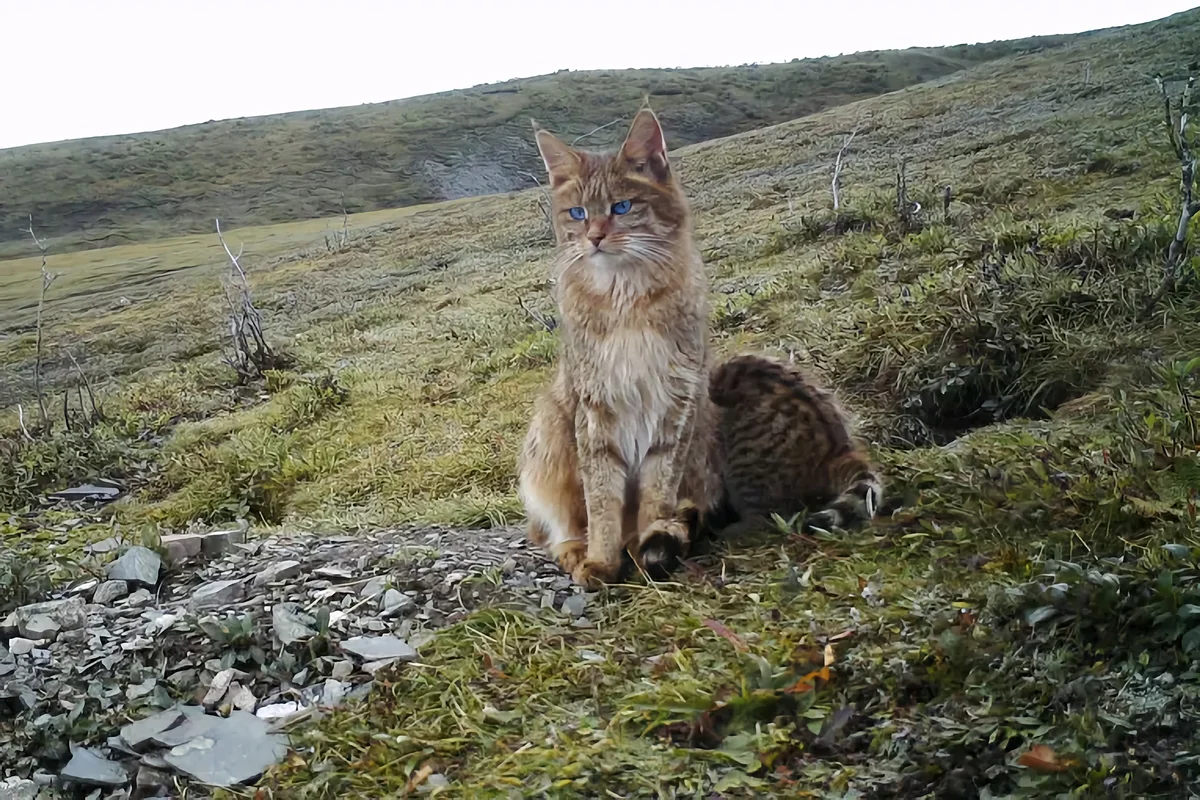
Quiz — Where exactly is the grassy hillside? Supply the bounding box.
[3,6,1200,797]
[0,35,1082,260]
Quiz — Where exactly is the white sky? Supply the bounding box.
[1,0,1195,149]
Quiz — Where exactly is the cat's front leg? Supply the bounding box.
[573,401,627,589]
[633,386,701,578]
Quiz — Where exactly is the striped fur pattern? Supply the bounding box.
[709,354,882,532]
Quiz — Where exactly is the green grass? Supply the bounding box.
[0,34,1084,261]
[4,7,1200,797]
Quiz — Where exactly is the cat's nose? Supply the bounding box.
[587,231,606,247]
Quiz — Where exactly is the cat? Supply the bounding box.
[708,353,883,533]
[517,105,721,589]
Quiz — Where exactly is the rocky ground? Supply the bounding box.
[0,517,586,798]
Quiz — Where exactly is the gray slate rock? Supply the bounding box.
[107,546,162,587]
[93,580,130,606]
[190,579,246,610]
[381,589,414,618]
[163,710,289,787]
[561,594,587,619]
[18,614,60,640]
[0,777,37,800]
[160,533,203,563]
[126,588,154,608]
[60,746,130,788]
[8,638,36,656]
[253,560,302,587]
[15,596,86,632]
[341,635,418,662]
[120,708,186,751]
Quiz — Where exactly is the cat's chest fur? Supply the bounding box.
[579,324,692,467]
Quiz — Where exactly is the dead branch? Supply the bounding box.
[16,404,34,442]
[25,215,56,430]
[831,123,860,211]
[895,159,920,234]
[518,296,557,332]
[571,118,623,147]
[1144,73,1200,317]
[65,348,102,425]
[216,218,286,382]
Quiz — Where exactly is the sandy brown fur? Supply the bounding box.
[710,354,882,532]
[517,106,720,588]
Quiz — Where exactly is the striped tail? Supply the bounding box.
[802,454,884,533]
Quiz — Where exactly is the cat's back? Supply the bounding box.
[710,354,852,449]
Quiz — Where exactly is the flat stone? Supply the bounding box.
[272,604,316,645]
[203,668,248,706]
[18,614,60,640]
[120,708,186,751]
[0,777,37,800]
[561,594,587,619]
[228,682,258,713]
[341,635,417,662]
[85,537,121,555]
[160,534,203,563]
[125,589,154,608]
[362,658,398,675]
[314,566,354,580]
[381,589,414,618]
[321,678,347,708]
[163,711,289,787]
[59,746,130,788]
[359,577,386,599]
[48,482,121,503]
[107,546,161,587]
[15,596,86,632]
[330,660,354,681]
[190,579,245,610]
[253,560,302,587]
[201,528,245,556]
[152,707,221,748]
[93,580,130,606]
[255,701,302,722]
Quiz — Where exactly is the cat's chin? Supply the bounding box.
[584,249,633,271]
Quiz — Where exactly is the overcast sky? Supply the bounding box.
[1,0,1194,149]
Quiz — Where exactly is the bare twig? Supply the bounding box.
[831,123,860,211]
[216,218,284,382]
[25,215,56,430]
[571,118,623,147]
[1144,73,1200,317]
[517,296,557,332]
[522,170,555,242]
[65,348,102,425]
[895,159,920,234]
[16,404,35,442]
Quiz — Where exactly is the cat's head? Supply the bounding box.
[534,106,689,270]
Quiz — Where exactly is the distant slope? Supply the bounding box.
[0,35,1080,259]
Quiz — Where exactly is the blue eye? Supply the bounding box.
[568,207,587,221]
[611,199,632,215]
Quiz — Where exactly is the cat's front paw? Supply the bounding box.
[572,558,621,590]
[636,518,689,580]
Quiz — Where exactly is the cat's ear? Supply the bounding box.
[619,107,670,182]
[533,123,579,188]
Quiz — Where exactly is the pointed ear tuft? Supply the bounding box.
[620,107,670,181]
[535,129,579,188]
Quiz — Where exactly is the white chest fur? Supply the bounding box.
[590,327,686,468]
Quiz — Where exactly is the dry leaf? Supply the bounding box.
[1017,744,1069,773]
[827,629,854,642]
[783,665,831,694]
[704,618,748,652]
[824,644,835,667]
[403,763,435,796]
